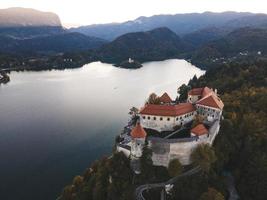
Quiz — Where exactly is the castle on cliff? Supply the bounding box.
[117,86,224,173]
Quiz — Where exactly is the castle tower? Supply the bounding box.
[130,122,147,158]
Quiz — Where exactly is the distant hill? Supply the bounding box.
[182,27,228,48]
[0,7,61,27]
[70,12,256,40]
[192,27,267,60]
[176,13,267,49]
[0,32,107,55]
[97,27,189,63]
[0,26,65,39]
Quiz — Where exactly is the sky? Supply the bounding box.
[0,0,266,27]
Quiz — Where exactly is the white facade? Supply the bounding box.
[196,104,222,122]
[131,138,145,158]
[187,95,201,104]
[140,111,196,132]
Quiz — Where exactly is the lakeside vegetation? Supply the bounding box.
[58,58,267,199]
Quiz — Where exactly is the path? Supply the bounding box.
[135,166,201,200]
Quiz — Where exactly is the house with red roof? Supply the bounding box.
[159,92,173,104]
[187,87,224,122]
[139,103,196,132]
[130,122,147,159]
[190,124,209,138]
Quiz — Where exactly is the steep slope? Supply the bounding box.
[0,7,61,27]
[71,12,253,40]
[97,27,188,63]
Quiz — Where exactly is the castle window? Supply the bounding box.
[167,118,170,121]
[148,116,150,120]
[176,117,178,121]
[143,116,146,119]
[153,117,156,120]
[180,116,182,120]
[160,117,163,121]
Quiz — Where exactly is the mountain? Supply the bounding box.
[225,14,267,29]
[192,27,267,60]
[0,7,61,27]
[0,32,107,55]
[182,27,228,48]
[0,26,65,39]
[70,12,255,40]
[97,27,189,63]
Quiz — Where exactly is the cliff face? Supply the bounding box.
[0,7,62,27]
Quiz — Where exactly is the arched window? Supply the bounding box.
[143,116,146,119]
[160,117,163,121]
[153,117,156,120]
[167,118,170,121]
[148,116,150,120]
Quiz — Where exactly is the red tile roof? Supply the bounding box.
[188,87,213,97]
[140,103,195,116]
[131,123,147,138]
[196,93,224,110]
[159,92,172,103]
[191,124,208,136]
[188,87,204,96]
[202,87,213,97]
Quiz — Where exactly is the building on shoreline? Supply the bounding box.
[117,86,224,168]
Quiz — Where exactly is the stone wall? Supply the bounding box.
[149,120,220,166]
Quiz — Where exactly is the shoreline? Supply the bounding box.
[0,70,10,84]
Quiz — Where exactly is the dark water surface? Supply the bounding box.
[0,59,204,200]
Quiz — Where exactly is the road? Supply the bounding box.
[135,166,201,200]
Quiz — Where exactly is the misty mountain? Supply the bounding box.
[0,7,61,27]
[70,11,256,40]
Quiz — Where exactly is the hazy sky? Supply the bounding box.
[1,0,266,26]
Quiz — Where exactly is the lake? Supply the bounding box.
[0,59,204,200]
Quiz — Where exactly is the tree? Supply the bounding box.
[61,185,75,200]
[178,84,190,102]
[199,188,225,200]
[168,159,183,177]
[191,144,217,173]
[139,144,154,181]
[73,176,84,190]
[146,93,161,104]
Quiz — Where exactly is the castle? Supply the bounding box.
[117,86,223,173]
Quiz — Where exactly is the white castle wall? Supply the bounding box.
[149,120,220,166]
[140,111,195,132]
[196,104,222,121]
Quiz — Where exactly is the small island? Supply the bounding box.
[115,58,143,69]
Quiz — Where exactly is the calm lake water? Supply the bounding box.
[0,59,204,200]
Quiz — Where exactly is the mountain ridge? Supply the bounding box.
[70,11,264,40]
[0,7,62,27]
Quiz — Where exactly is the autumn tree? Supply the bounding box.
[146,93,161,104]
[178,84,190,102]
[199,188,225,200]
[191,144,217,173]
[168,159,183,177]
